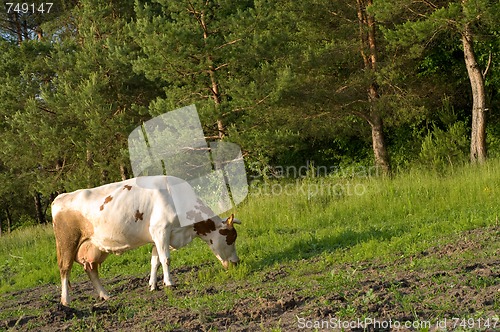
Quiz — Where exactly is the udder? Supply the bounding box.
[76,240,109,271]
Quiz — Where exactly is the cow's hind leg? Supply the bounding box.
[77,241,110,301]
[53,214,79,306]
[59,255,74,306]
[149,245,160,291]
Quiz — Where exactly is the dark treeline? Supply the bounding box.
[0,0,499,232]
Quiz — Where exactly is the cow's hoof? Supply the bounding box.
[57,302,72,310]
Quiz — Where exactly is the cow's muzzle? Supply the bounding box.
[222,260,239,269]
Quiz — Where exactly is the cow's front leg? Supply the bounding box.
[151,228,174,287]
[149,245,160,291]
[158,244,174,287]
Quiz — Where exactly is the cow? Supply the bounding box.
[51,175,240,306]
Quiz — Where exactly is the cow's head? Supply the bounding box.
[196,214,240,269]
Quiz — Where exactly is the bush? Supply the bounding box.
[15,215,38,230]
[419,121,469,171]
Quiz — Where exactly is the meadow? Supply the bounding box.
[1,161,499,330]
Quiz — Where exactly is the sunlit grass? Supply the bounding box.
[0,225,58,292]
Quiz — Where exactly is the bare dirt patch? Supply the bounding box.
[1,226,499,331]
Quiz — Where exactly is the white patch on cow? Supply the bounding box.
[61,275,70,306]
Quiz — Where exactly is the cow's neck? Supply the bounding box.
[192,217,222,244]
[169,225,197,249]
[170,217,222,249]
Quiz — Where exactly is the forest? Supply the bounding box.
[0,0,499,233]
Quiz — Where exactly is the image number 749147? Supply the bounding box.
[6,2,53,14]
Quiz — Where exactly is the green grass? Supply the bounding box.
[0,225,58,291]
[237,161,499,269]
[1,160,499,297]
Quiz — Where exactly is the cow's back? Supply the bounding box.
[52,177,177,254]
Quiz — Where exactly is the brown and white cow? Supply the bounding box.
[52,175,240,306]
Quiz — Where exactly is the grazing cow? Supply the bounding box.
[52,175,240,306]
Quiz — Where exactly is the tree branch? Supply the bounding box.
[37,106,57,115]
[482,51,492,79]
[215,38,241,50]
[214,63,229,71]
[422,0,438,9]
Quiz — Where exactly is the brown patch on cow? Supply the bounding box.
[219,228,237,245]
[210,239,213,244]
[193,219,216,236]
[196,198,214,216]
[123,185,132,191]
[134,210,144,222]
[53,210,95,280]
[186,199,215,221]
[186,209,204,221]
[99,195,113,211]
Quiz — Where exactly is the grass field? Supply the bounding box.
[1,161,499,330]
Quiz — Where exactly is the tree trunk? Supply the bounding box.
[36,27,43,41]
[120,164,129,180]
[370,112,391,175]
[210,67,224,139]
[5,207,12,233]
[462,25,487,163]
[356,0,391,174]
[22,19,29,41]
[34,192,46,224]
[12,12,24,45]
[198,7,224,139]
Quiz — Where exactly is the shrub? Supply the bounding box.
[419,121,469,171]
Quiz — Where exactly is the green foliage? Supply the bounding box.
[0,0,163,224]
[486,123,500,158]
[128,0,292,146]
[418,96,469,171]
[420,122,469,171]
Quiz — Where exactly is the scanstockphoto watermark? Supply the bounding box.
[297,316,500,331]
[249,164,379,198]
[297,317,433,330]
[250,178,367,198]
[254,163,382,179]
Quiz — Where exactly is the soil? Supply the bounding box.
[1,226,499,331]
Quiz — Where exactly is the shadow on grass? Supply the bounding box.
[252,227,402,270]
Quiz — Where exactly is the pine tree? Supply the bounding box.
[0,37,54,225]
[130,0,275,139]
[258,0,401,173]
[0,0,163,227]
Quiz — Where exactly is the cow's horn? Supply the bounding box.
[226,214,235,229]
